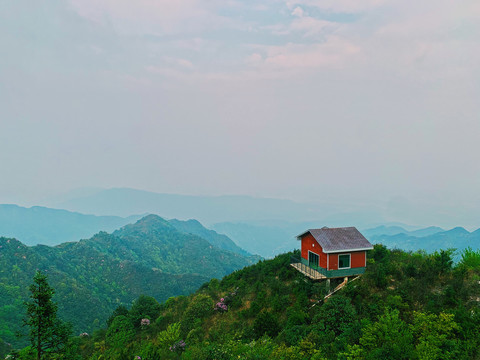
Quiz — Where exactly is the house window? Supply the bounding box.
[308,251,319,269]
[338,254,351,269]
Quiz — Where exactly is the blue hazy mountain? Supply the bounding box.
[0,204,256,257]
[362,225,444,239]
[169,219,253,256]
[0,204,142,246]
[213,221,474,258]
[367,226,480,253]
[211,220,327,258]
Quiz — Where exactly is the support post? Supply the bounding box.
[326,279,331,294]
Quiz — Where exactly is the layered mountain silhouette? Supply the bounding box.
[364,226,480,253]
[0,204,142,246]
[0,215,258,347]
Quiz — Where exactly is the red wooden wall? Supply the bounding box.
[327,251,366,270]
[300,233,327,268]
[300,233,366,270]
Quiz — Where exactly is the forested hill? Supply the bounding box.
[169,218,251,256]
[72,246,480,360]
[0,215,258,349]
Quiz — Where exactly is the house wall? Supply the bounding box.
[300,233,327,268]
[328,251,366,270]
[352,251,366,268]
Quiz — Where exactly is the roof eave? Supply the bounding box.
[324,246,374,254]
[295,230,311,240]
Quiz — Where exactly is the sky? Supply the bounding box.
[1,0,479,227]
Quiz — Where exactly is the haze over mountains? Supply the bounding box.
[0,204,142,246]
[2,189,480,352]
[39,187,480,230]
[213,222,480,258]
[44,187,385,226]
[2,196,480,258]
[365,225,480,254]
[0,204,252,257]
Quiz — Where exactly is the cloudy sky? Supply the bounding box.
[1,0,479,226]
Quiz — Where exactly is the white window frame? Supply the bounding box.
[338,253,351,269]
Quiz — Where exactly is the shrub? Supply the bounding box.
[253,312,280,339]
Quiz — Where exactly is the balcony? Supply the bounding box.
[290,256,366,280]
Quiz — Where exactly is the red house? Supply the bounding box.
[292,227,373,279]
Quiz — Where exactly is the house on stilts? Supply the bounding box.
[291,226,373,281]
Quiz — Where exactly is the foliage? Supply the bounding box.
[411,311,460,359]
[106,305,129,327]
[313,296,357,337]
[10,245,480,360]
[343,308,415,359]
[23,271,71,360]
[253,311,281,339]
[157,322,181,349]
[129,295,162,328]
[105,315,135,350]
[459,247,480,269]
[0,215,256,348]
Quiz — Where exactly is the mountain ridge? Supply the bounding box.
[0,215,258,348]
[0,204,142,246]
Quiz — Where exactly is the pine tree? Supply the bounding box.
[24,271,70,360]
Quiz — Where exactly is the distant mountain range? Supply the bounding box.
[362,225,445,238]
[212,221,305,258]
[213,222,480,258]
[0,205,251,257]
[0,204,142,246]
[169,219,251,256]
[2,197,479,258]
[365,225,480,254]
[0,215,258,347]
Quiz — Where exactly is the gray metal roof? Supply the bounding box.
[297,227,373,253]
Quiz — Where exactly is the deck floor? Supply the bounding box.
[290,263,327,280]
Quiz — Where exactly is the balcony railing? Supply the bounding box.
[290,256,366,279]
[290,256,326,280]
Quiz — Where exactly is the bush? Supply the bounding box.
[129,295,162,328]
[105,315,135,349]
[253,312,280,339]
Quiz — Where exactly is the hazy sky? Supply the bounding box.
[1,0,479,226]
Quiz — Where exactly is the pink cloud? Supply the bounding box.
[247,36,361,72]
[286,0,386,13]
[68,0,230,35]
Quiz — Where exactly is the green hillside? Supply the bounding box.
[169,219,252,257]
[49,245,480,360]
[0,215,257,349]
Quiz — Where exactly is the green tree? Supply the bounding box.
[411,311,460,360]
[105,315,135,349]
[253,311,280,339]
[459,247,480,269]
[23,271,71,360]
[129,295,162,328]
[343,308,415,360]
[432,249,454,275]
[106,305,129,327]
[157,322,181,349]
[181,294,213,333]
[313,296,357,337]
